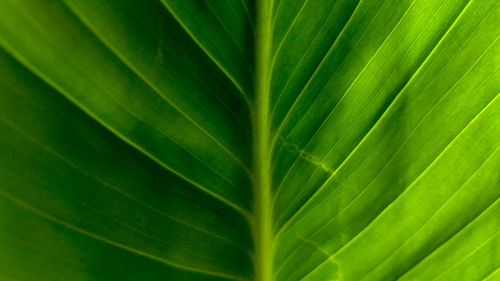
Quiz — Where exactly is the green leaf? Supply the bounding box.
[0,0,498,281]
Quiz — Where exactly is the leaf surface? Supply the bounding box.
[0,0,498,281]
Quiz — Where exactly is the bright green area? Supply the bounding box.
[0,0,499,281]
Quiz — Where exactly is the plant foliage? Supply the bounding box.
[0,0,499,280]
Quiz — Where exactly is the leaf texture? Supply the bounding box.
[0,0,498,281]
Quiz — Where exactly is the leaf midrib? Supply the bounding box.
[252,0,275,281]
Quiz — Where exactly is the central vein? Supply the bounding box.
[252,0,274,281]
